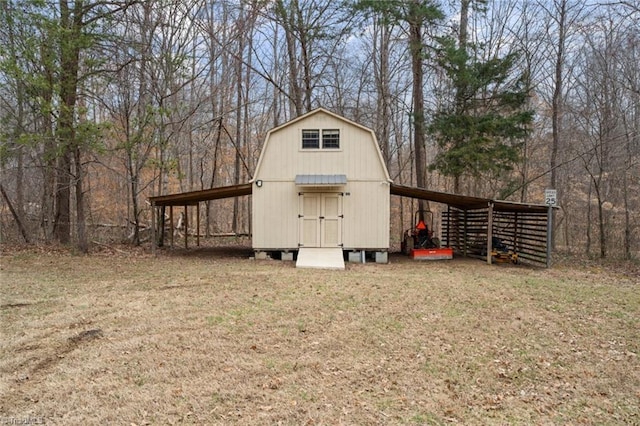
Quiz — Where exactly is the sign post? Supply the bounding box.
[544,189,557,268]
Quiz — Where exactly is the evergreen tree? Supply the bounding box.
[429,1,533,195]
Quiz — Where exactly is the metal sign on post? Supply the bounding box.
[544,189,557,206]
[544,189,556,268]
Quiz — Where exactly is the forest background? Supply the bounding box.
[0,0,638,260]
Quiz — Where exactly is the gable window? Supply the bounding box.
[322,129,340,149]
[302,129,320,149]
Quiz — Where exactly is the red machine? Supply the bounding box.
[402,210,453,260]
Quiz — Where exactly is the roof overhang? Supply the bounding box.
[390,184,549,213]
[295,174,347,186]
[149,183,252,207]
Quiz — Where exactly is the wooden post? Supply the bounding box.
[196,202,200,247]
[546,205,553,268]
[446,205,451,248]
[151,202,156,256]
[513,212,519,253]
[169,206,174,248]
[487,203,494,265]
[160,206,166,247]
[463,210,468,257]
[184,205,188,249]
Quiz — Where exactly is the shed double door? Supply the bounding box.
[299,193,342,248]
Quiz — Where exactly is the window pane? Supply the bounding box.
[322,129,340,149]
[302,129,319,149]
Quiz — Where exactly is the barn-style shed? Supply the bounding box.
[251,108,391,266]
[149,107,552,268]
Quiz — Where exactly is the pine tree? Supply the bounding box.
[429,1,533,195]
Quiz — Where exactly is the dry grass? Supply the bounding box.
[1,245,639,425]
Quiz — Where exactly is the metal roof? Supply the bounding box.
[295,174,347,186]
[148,181,548,214]
[390,184,549,213]
[149,183,252,207]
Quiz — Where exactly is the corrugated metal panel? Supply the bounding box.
[295,174,347,186]
[390,184,549,213]
[149,183,252,206]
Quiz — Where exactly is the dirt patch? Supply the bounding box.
[1,302,32,309]
[1,249,638,425]
[68,329,104,344]
[22,329,106,380]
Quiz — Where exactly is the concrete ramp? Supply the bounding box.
[296,248,345,270]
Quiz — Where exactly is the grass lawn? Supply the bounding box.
[1,245,639,425]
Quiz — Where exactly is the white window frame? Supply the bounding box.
[301,129,340,150]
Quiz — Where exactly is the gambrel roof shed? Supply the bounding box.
[149,108,551,267]
[251,107,391,253]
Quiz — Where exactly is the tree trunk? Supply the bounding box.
[598,198,606,259]
[296,3,312,112]
[41,58,56,241]
[0,184,30,243]
[550,0,566,193]
[74,146,88,253]
[374,18,392,167]
[622,170,630,260]
[408,1,427,217]
[54,0,82,247]
[453,0,470,196]
[232,4,245,234]
[550,0,568,253]
[276,0,303,117]
[53,152,72,244]
[586,180,592,255]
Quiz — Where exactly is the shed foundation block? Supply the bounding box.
[255,251,269,260]
[348,251,363,263]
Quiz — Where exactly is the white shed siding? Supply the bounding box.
[252,182,298,249]
[342,182,390,249]
[252,109,390,251]
[256,111,387,181]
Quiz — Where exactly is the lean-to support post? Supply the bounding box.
[463,210,468,257]
[196,203,200,247]
[160,206,166,247]
[151,202,157,256]
[487,202,494,265]
[169,206,174,248]
[546,205,553,268]
[184,205,189,249]
[446,205,451,247]
[513,212,519,252]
